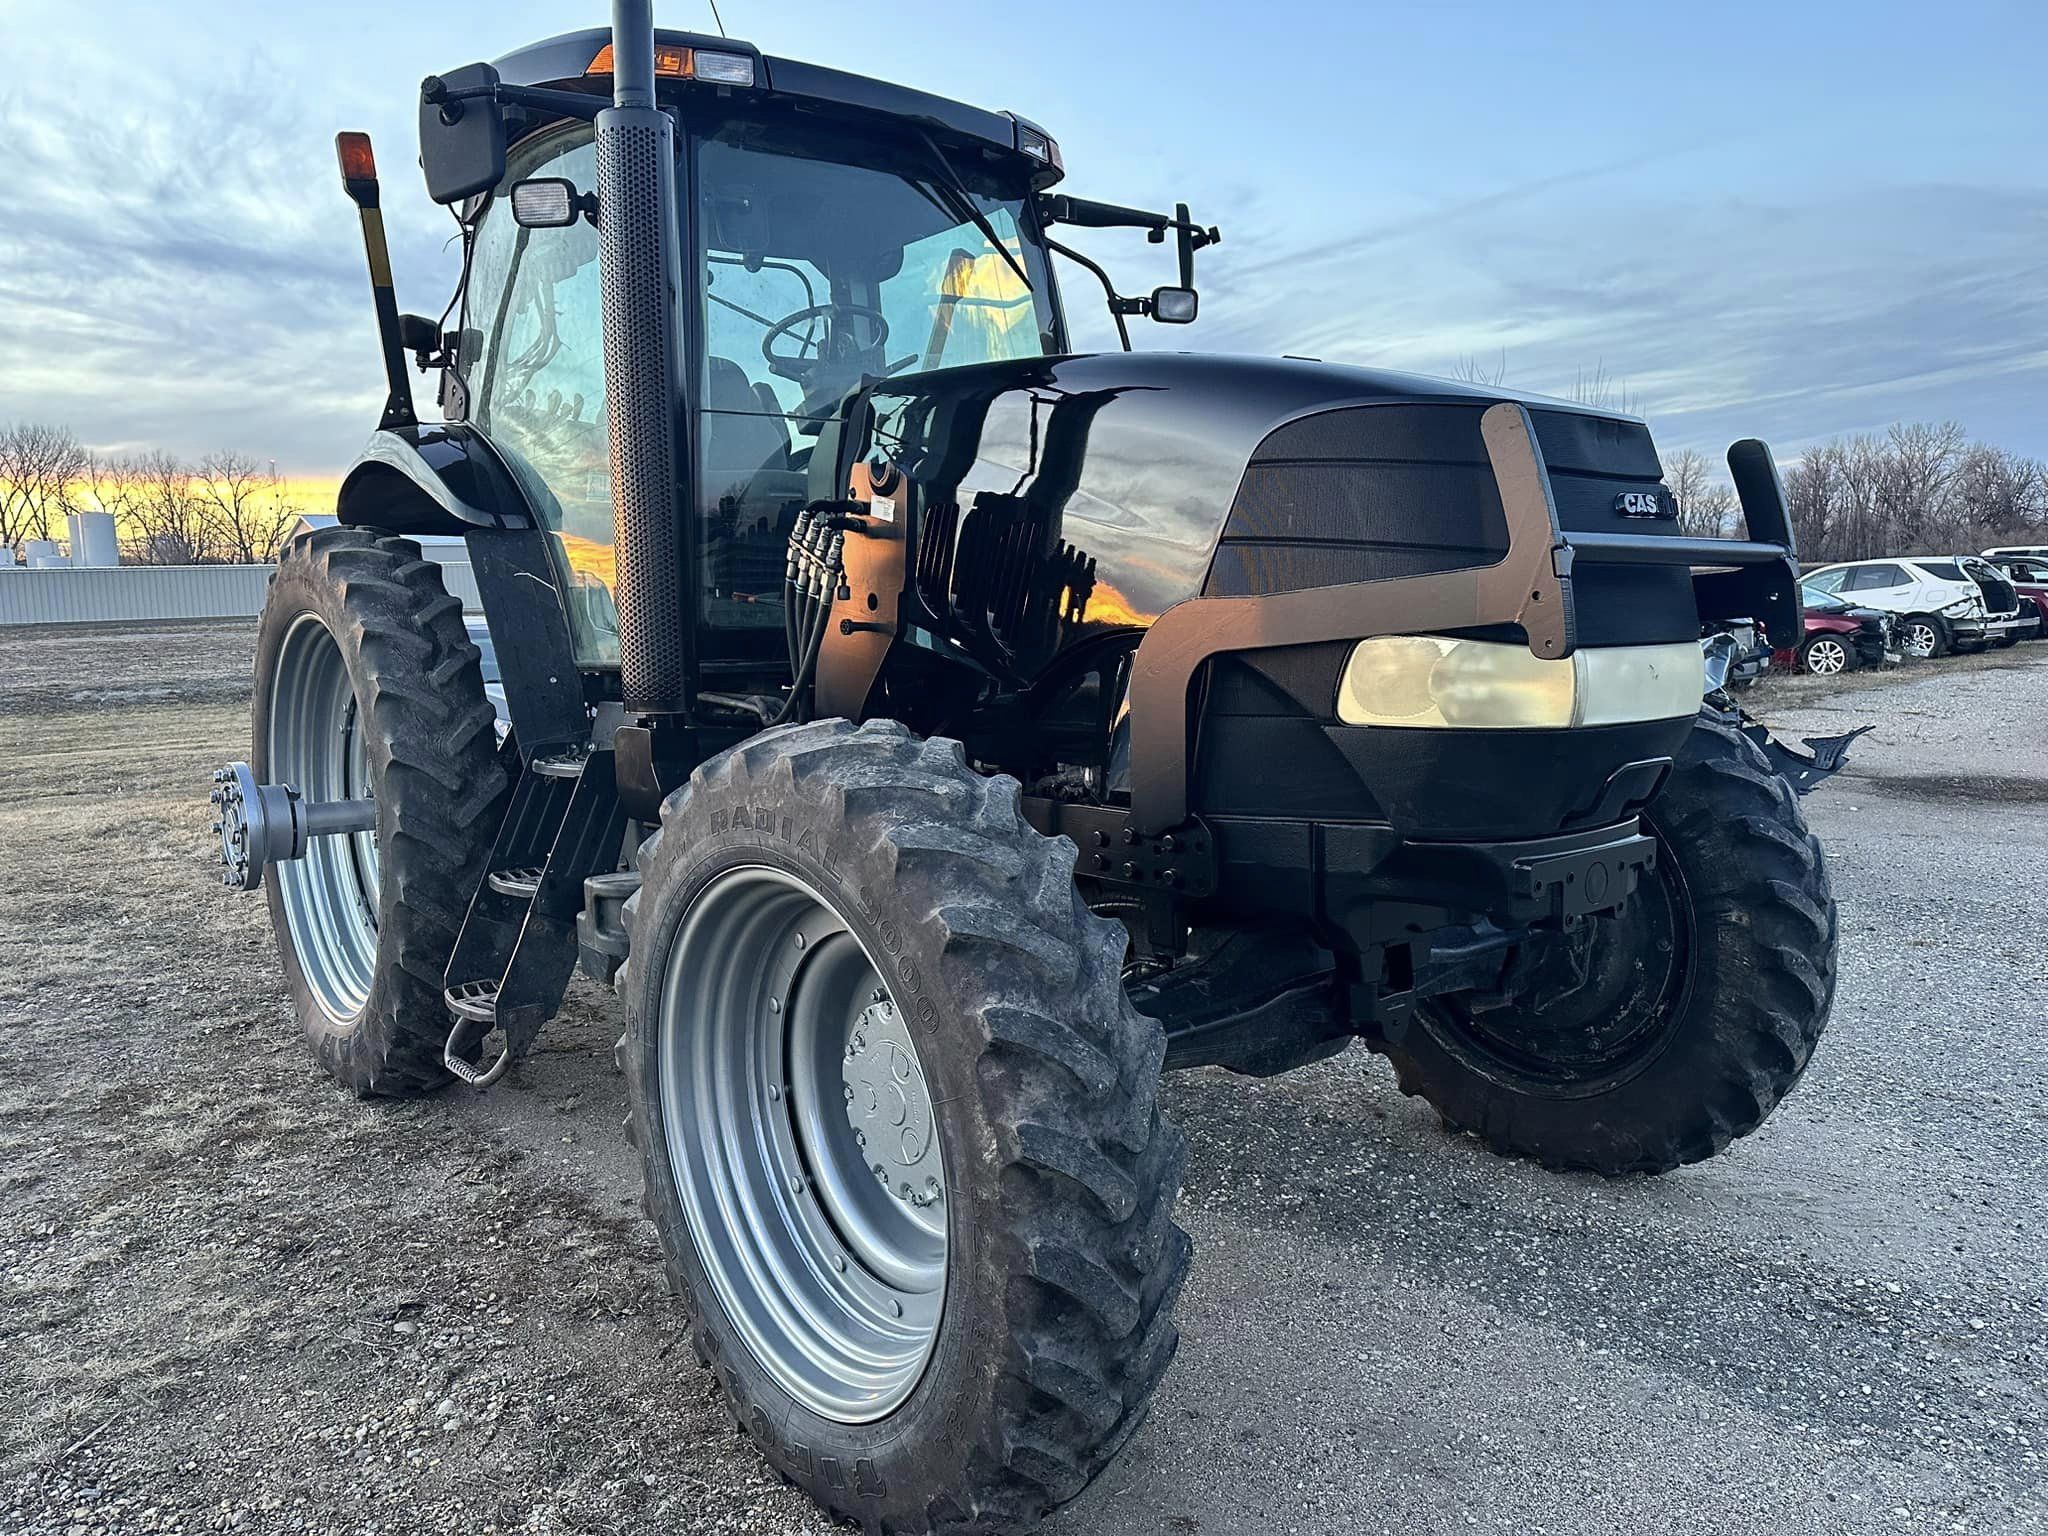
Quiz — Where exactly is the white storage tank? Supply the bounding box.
[66,511,120,568]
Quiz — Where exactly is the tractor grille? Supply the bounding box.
[1207,402,1696,646]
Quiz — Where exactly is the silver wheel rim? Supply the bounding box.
[1904,623,1937,658]
[658,865,946,1422]
[269,613,379,1023]
[1807,638,1848,675]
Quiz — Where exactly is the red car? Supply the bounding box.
[1986,555,2048,636]
[1774,584,1899,675]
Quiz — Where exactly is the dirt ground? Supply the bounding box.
[2,623,2043,1536]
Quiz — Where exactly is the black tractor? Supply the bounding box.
[209,6,1835,1530]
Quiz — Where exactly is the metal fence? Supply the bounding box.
[0,558,481,626]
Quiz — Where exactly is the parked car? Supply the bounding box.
[1985,554,2048,639]
[1701,617,1770,688]
[1776,584,1898,676]
[1952,555,2035,647]
[1803,556,2029,658]
[1983,544,2048,561]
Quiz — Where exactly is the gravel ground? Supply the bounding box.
[1,623,2042,1536]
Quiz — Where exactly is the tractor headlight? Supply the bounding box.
[1335,637,1703,729]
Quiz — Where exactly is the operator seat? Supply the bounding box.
[702,356,796,495]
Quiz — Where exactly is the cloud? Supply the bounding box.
[2,27,2041,486]
[1186,180,2048,466]
[0,59,461,474]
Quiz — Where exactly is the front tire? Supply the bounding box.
[1375,711,1835,1175]
[1799,634,1854,676]
[253,526,506,1095]
[622,719,1189,1533]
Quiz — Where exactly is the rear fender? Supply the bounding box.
[336,425,587,765]
[336,424,543,535]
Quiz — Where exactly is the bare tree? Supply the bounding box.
[196,451,296,563]
[1451,349,1509,387]
[1877,420,1967,553]
[0,421,89,556]
[1568,362,1636,417]
[1785,440,1844,558]
[1660,449,1738,538]
[1778,424,2046,563]
[125,451,220,565]
[1951,445,2046,546]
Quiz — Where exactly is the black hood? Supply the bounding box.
[863,351,1685,686]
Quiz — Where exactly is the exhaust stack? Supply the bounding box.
[594,0,692,715]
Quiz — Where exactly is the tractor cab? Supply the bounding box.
[398,28,1196,676]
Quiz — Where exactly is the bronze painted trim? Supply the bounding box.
[1126,402,1574,835]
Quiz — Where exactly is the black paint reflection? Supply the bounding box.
[867,351,1578,690]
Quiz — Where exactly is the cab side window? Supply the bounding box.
[464,126,617,664]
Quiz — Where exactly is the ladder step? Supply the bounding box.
[533,750,588,780]
[488,866,544,898]
[442,980,512,1088]
[443,979,499,1023]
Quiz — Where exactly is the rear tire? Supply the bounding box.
[1899,615,1948,659]
[253,526,506,1096]
[1375,710,1835,1175]
[621,719,1189,1534]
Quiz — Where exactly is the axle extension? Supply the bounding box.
[209,761,376,891]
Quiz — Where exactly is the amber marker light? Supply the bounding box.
[336,132,377,183]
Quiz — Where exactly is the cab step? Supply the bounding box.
[533,750,588,780]
[442,980,512,1088]
[487,866,544,898]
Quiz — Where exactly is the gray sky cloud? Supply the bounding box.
[1,0,2043,483]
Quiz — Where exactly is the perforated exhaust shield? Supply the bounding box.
[595,104,691,714]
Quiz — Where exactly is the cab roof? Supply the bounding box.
[491,28,1062,185]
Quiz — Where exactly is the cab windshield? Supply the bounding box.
[694,120,1059,642]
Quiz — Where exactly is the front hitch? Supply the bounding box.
[208,762,376,891]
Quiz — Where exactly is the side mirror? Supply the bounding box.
[1150,286,1198,324]
[418,63,506,205]
[511,177,589,228]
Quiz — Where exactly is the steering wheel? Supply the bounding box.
[761,303,890,381]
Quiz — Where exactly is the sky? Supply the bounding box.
[1,0,2044,485]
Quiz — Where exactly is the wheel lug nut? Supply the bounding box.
[768,997,781,1015]
[789,1175,805,1195]
[888,1298,903,1319]
[793,933,806,950]
[831,1255,847,1273]
[767,1085,781,1102]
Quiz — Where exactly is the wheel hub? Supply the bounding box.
[844,1001,944,1214]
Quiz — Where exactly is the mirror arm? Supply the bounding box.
[1045,237,1133,351]
[422,75,607,125]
